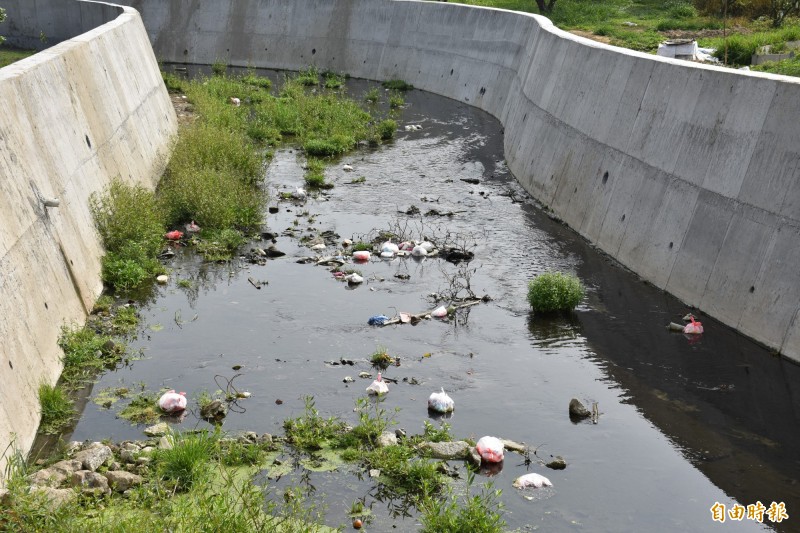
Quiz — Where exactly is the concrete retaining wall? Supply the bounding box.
[0,0,176,476]
[123,0,800,362]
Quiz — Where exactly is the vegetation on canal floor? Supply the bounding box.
[10,396,505,532]
[528,271,585,313]
[93,67,402,293]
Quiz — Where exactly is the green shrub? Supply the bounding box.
[38,384,75,434]
[294,66,320,86]
[364,87,380,103]
[241,70,272,90]
[157,430,216,491]
[283,396,347,451]
[162,71,185,93]
[381,79,414,91]
[378,119,397,140]
[195,229,248,261]
[527,271,585,313]
[211,60,227,76]
[389,93,405,109]
[323,72,345,89]
[303,134,354,156]
[420,471,505,533]
[90,179,164,260]
[668,1,698,19]
[58,325,120,387]
[753,56,800,76]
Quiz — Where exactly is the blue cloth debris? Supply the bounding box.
[368,315,390,326]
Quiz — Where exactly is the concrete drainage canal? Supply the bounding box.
[34,69,800,532]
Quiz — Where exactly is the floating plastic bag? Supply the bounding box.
[431,306,448,318]
[683,317,704,335]
[380,251,395,259]
[411,245,428,257]
[353,250,371,261]
[420,241,435,253]
[346,273,364,285]
[427,388,455,413]
[512,473,553,489]
[368,315,389,326]
[366,372,389,395]
[185,221,201,234]
[158,390,187,413]
[399,241,415,252]
[165,230,183,241]
[381,242,399,254]
[475,436,504,463]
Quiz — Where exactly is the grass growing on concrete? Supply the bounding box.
[90,179,166,293]
[57,325,121,388]
[527,271,585,313]
[37,383,75,435]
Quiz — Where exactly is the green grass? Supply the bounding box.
[90,178,166,293]
[283,396,347,451]
[58,325,120,388]
[157,430,216,491]
[527,271,585,313]
[370,346,395,369]
[704,25,800,64]
[389,93,405,109]
[378,119,397,140]
[0,45,36,68]
[38,383,75,435]
[294,66,320,86]
[753,56,800,75]
[118,390,162,424]
[420,470,505,533]
[381,79,414,91]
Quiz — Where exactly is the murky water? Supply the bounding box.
[61,72,799,532]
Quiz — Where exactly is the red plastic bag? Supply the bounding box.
[683,317,704,335]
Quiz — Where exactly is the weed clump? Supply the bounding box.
[527,271,585,313]
[382,79,414,91]
[38,384,75,435]
[90,179,165,292]
[58,325,120,388]
[283,396,347,451]
[389,92,405,109]
[378,119,397,140]
[420,471,505,533]
[156,430,216,491]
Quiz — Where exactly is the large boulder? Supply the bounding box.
[418,441,470,460]
[73,444,113,471]
[104,470,144,492]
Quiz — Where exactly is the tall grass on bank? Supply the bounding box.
[37,384,75,435]
[704,24,800,64]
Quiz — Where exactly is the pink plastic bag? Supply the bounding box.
[683,317,704,335]
[158,390,187,413]
[475,436,504,463]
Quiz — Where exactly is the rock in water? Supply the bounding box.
[569,398,591,419]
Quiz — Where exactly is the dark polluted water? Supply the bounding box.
[63,75,798,532]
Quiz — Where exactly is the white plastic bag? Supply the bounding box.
[427,388,455,413]
[353,250,371,261]
[366,372,389,395]
[158,390,187,413]
[475,436,504,463]
[431,305,448,318]
[513,473,553,489]
[683,317,704,334]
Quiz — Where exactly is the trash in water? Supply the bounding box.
[343,164,354,172]
[420,241,435,253]
[185,220,201,234]
[683,317,704,334]
[292,187,307,200]
[411,245,428,257]
[311,243,326,251]
[475,436,504,463]
[667,322,684,332]
[368,315,390,326]
[165,230,183,240]
[381,242,400,254]
[156,275,169,285]
[380,251,395,258]
[352,250,371,261]
[427,388,455,413]
[431,305,448,318]
[229,97,241,106]
[366,372,389,395]
[342,239,353,247]
[346,273,364,285]
[399,312,411,324]
[158,390,187,413]
[513,472,553,489]
[399,241,415,252]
